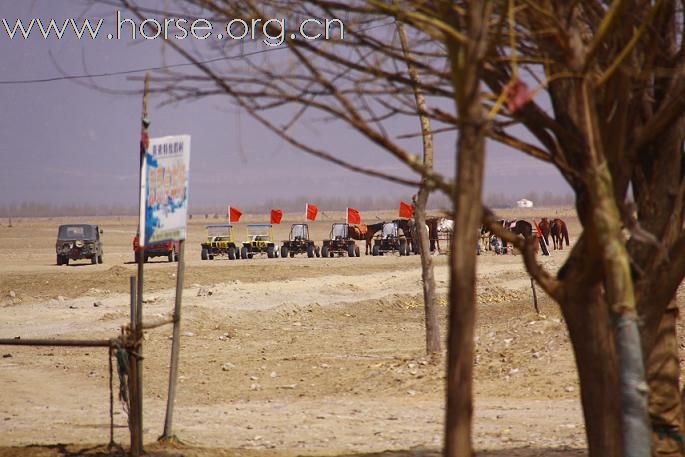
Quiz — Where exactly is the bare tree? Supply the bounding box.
[396,20,441,356]
[111,1,685,456]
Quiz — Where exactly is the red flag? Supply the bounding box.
[506,79,532,113]
[346,207,361,225]
[228,206,242,223]
[399,201,413,219]
[306,203,318,221]
[271,209,283,224]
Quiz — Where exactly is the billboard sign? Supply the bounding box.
[139,135,191,246]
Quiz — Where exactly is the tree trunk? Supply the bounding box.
[647,301,683,457]
[444,125,485,457]
[443,3,489,456]
[559,284,624,457]
[396,21,440,356]
[578,79,650,457]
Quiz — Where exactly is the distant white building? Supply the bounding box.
[516,198,534,208]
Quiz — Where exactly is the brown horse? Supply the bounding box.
[550,218,570,250]
[426,217,453,253]
[348,222,384,255]
[538,218,551,247]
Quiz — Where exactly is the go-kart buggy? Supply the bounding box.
[372,221,410,256]
[200,224,240,260]
[281,223,320,258]
[321,223,360,258]
[241,224,279,259]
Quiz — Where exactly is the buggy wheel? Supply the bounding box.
[56,255,62,266]
[347,245,355,257]
[307,244,315,258]
[355,246,360,257]
[281,246,288,259]
[98,254,103,264]
[208,254,214,260]
[201,248,209,260]
[290,251,295,258]
[321,246,329,258]
[372,244,380,256]
[64,257,69,266]
[91,256,97,265]
[267,245,275,258]
[228,246,236,260]
[241,246,249,260]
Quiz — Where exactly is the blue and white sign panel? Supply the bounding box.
[139,135,191,246]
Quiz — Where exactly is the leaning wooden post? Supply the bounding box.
[530,277,540,314]
[161,239,186,440]
[132,73,150,457]
[127,275,141,455]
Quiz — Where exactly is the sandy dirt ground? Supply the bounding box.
[0,208,601,456]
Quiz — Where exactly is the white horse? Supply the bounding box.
[434,217,454,253]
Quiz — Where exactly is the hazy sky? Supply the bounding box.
[0,0,571,211]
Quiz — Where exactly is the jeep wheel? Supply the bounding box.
[168,251,174,262]
[201,248,209,261]
[228,246,236,260]
[281,246,289,259]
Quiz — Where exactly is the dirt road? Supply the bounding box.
[0,213,588,456]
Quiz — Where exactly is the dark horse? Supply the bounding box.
[348,222,384,255]
[394,218,418,254]
[550,218,570,250]
[500,219,535,254]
